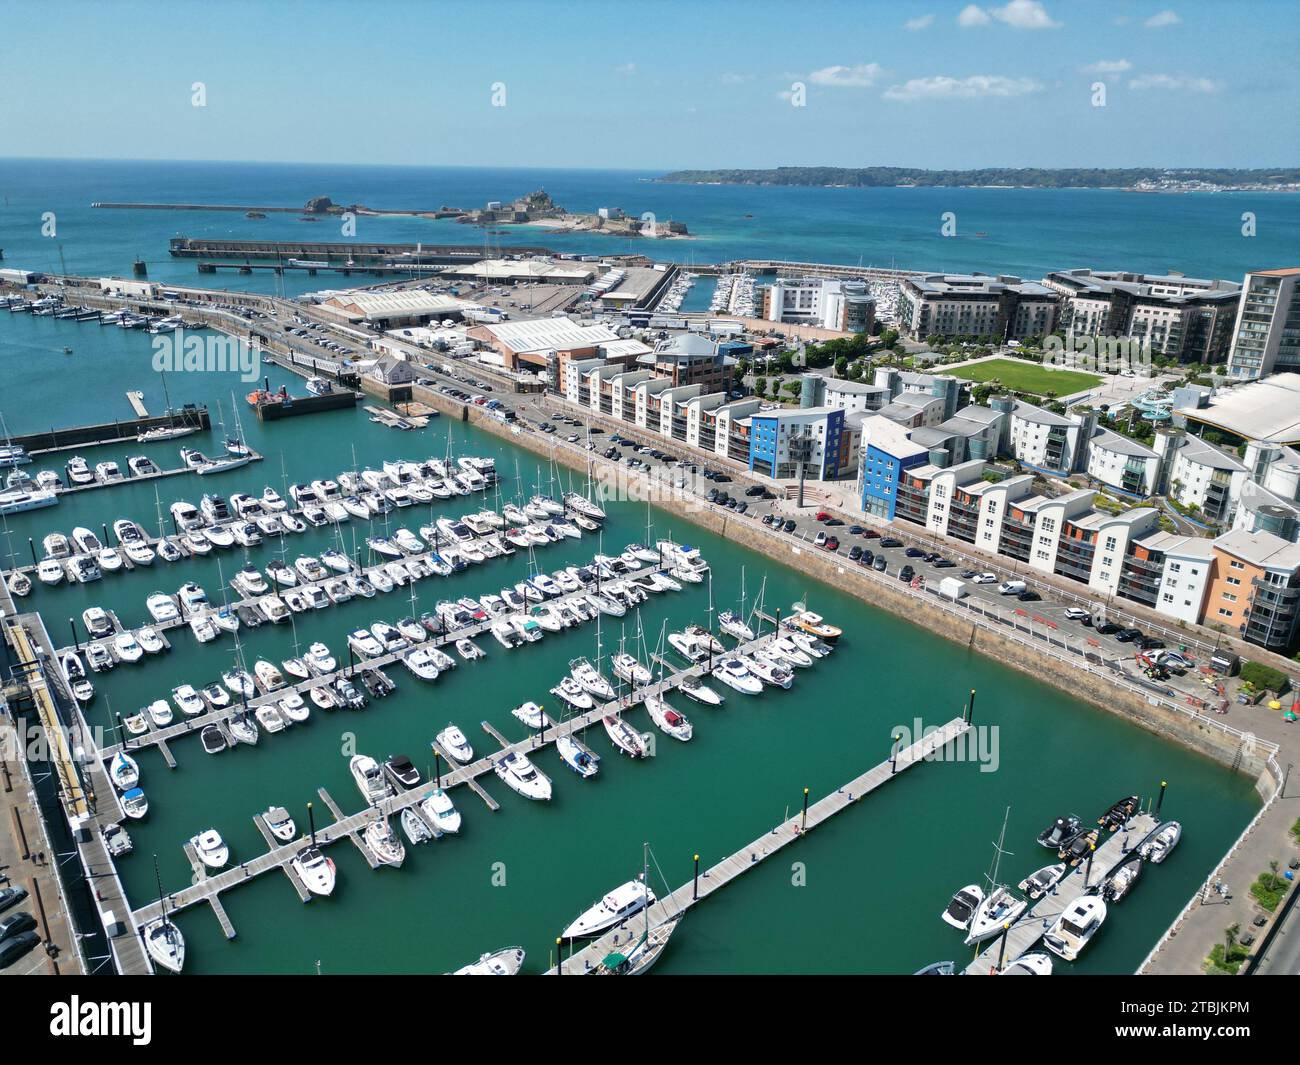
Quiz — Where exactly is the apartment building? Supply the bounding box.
[763,278,876,332]
[1003,399,1094,476]
[1206,529,1300,650]
[1152,428,1249,523]
[1084,428,1160,497]
[748,406,848,481]
[857,416,930,520]
[642,332,735,394]
[896,273,1060,340]
[1042,268,1241,364]
[1226,268,1300,379]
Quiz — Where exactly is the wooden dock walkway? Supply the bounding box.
[547,716,972,974]
[126,391,148,417]
[961,812,1160,974]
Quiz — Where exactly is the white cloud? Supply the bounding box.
[904,13,935,30]
[718,72,752,85]
[613,62,636,76]
[807,63,883,88]
[1128,72,1219,92]
[883,74,1045,101]
[1082,59,1132,75]
[959,1,1059,28]
[1144,10,1181,28]
[991,0,1060,29]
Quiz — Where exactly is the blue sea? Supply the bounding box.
[1,158,1297,297]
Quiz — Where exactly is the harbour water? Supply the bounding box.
[0,310,1260,974]
[3,158,1299,283]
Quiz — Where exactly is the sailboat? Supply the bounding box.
[592,843,681,975]
[963,807,1027,946]
[224,392,253,457]
[142,858,185,973]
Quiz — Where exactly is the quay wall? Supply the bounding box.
[427,387,1271,779]
[10,407,210,453]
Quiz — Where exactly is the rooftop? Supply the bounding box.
[1178,373,1300,445]
[1213,527,1300,570]
[478,317,620,354]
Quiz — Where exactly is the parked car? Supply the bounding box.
[848,545,863,561]
[1017,590,1042,602]
[782,519,797,533]
[971,573,998,584]
[1134,634,1166,650]
[997,580,1027,596]
[960,569,978,580]
[814,531,828,547]
[1064,606,1091,621]
[0,930,40,970]
[823,536,840,552]
[861,549,875,567]
[823,518,844,527]
[880,538,903,549]
[873,556,887,572]
[849,525,865,535]
[899,565,915,582]
[1095,621,1122,635]
[745,485,765,497]
[905,547,925,558]
[933,558,956,569]
[1115,628,1143,643]
[0,911,35,943]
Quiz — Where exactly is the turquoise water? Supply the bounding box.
[2,159,1297,286]
[0,313,1260,974]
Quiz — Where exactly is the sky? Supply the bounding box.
[1,0,1296,171]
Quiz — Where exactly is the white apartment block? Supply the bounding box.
[1084,428,1160,497]
[1148,534,1215,624]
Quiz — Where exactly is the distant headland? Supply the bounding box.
[655,166,1300,192]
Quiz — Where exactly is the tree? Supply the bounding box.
[754,375,766,397]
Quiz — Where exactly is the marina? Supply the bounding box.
[0,133,1291,981]
[0,303,1268,977]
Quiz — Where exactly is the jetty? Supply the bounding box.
[121,622,838,944]
[961,811,1162,974]
[9,407,210,456]
[547,716,971,974]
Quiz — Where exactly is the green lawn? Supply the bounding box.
[947,357,1100,397]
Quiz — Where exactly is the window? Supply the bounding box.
[1222,592,1237,603]
[1230,560,1244,570]
[1226,576,1241,586]
[1218,607,1234,618]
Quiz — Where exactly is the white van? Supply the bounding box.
[997,580,1027,596]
